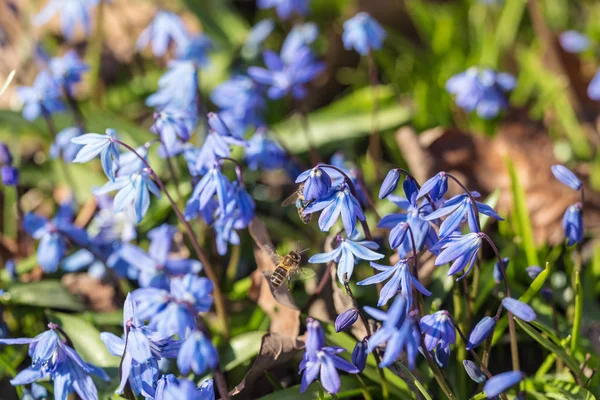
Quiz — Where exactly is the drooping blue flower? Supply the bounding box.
[227,180,256,229]
[257,0,309,21]
[23,207,88,273]
[562,203,583,246]
[295,166,332,202]
[151,109,197,156]
[245,129,287,171]
[493,257,510,284]
[335,308,359,332]
[446,67,516,119]
[309,233,383,284]
[424,191,503,236]
[212,213,241,256]
[133,274,214,338]
[588,69,600,101]
[248,46,325,100]
[50,126,83,163]
[463,360,486,384]
[303,184,365,236]
[101,295,180,395]
[187,165,232,214]
[184,134,235,178]
[0,322,109,399]
[342,12,386,56]
[432,232,483,279]
[379,169,401,199]
[551,164,582,191]
[147,61,198,111]
[352,339,368,373]
[300,318,359,394]
[281,23,319,63]
[559,31,590,54]
[243,19,275,58]
[177,331,218,375]
[364,295,420,369]
[72,128,120,181]
[417,172,448,202]
[17,71,65,121]
[137,11,189,57]
[483,371,525,398]
[33,0,98,41]
[466,316,497,350]
[420,310,456,368]
[358,259,431,307]
[176,34,213,67]
[501,297,536,322]
[49,50,89,94]
[93,169,161,223]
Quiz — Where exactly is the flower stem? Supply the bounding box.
[452,283,468,399]
[114,140,230,340]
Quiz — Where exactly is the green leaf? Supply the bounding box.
[521,262,550,303]
[526,378,595,400]
[221,331,265,372]
[515,319,585,382]
[506,157,539,266]
[394,361,433,400]
[6,280,85,311]
[571,271,582,353]
[257,375,373,400]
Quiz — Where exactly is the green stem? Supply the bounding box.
[452,284,467,399]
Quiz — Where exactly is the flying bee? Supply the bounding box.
[281,185,313,224]
[263,245,315,289]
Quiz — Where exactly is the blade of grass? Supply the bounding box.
[570,271,582,354]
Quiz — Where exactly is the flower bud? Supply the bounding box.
[335,308,359,332]
[551,165,582,191]
[463,360,486,383]
[299,166,332,201]
[352,338,368,373]
[1,166,18,186]
[484,371,525,398]
[379,169,400,199]
[502,297,536,322]
[466,316,496,350]
[525,265,543,280]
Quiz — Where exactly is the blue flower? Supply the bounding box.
[72,129,120,181]
[50,126,83,163]
[133,274,214,338]
[295,166,332,201]
[551,164,582,191]
[187,165,232,214]
[17,71,64,121]
[493,257,510,283]
[155,375,214,400]
[432,232,483,279]
[248,47,325,100]
[176,34,213,67]
[23,208,88,273]
[424,192,503,236]
[1,166,18,186]
[228,180,256,229]
[245,129,287,171]
[342,12,386,56]
[0,323,109,399]
[49,50,89,94]
[213,213,241,256]
[303,184,365,236]
[300,318,358,394]
[358,259,431,307]
[177,331,218,375]
[211,76,265,136]
[588,69,600,101]
[101,295,180,395]
[463,360,486,383]
[559,31,589,53]
[33,0,98,41]
[417,172,448,202]
[364,295,419,368]
[137,11,189,57]
[483,371,525,398]
[147,61,198,111]
[0,142,13,165]
[184,133,236,177]
[257,0,309,21]
[562,203,583,246]
[243,19,275,58]
[501,297,536,322]
[335,308,359,332]
[446,67,516,119]
[21,383,48,400]
[94,169,161,223]
[309,234,383,284]
[352,339,368,373]
[281,23,319,63]
[151,109,197,156]
[379,169,401,199]
[466,316,497,350]
[420,310,456,367]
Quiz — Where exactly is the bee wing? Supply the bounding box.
[288,267,317,281]
[261,244,282,265]
[281,191,300,207]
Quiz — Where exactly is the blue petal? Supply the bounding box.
[502,297,536,322]
[483,371,525,398]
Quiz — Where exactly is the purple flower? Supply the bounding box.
[562,203,583,246]
[300,318,359,394]
[420,310,456,367]
[417,172,448,202]
[432,232,483,280]
[1,166,18,186]
[352,339,368,373]
[446,67,516,119]
[72,129,120,181]
[559,31,590,53]
[335,308,359,332]
[295,166,332,201]
[177,331,218,375]
[364,295,419,368]
[309,233,383,284]
[463,360,486,383]
[137,11,189,57]
[303,184,365,236]
[551,164,582,191]
[424,192,503,236]
[502,297,536,322]
[33,0,98,41]
[245,129,286,171]
[358,259,431,307]
[484,371,525,398]
[257,0,309,21]
[49,50,89,94]
[466,316,497,350]
[17,71,64,121]
[588,69,600,101]
[379,169,401,199]
[342,12,386,56]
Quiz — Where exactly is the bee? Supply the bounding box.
[263,245,315,289]
[282,185,313,224]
